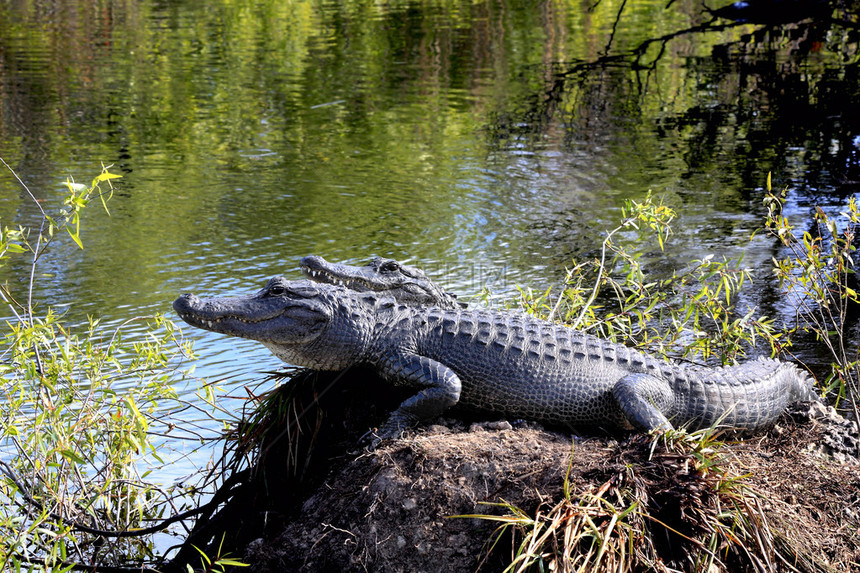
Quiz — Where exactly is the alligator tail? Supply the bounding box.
[789,364,818,402]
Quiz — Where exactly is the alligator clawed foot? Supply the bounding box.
[360,424,410,450]
[359,428,385,450]
[359,428,396,450]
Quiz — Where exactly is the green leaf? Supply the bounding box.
[95,171,123,183]
[215,558,249,567]
[60,449,86,465]
[66,228,83,250]
[192,544,212,565]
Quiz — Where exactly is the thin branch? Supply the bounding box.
[571,224,626,330]
[0,156,47,218]
[0,459,233,538]
[6,552,160,573]
[601,0,629,56]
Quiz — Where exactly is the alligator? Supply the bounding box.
[173,278,817,441]
[300,255,463,308]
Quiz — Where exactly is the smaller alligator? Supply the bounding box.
[301,255,463,309]
[174,278,817,442]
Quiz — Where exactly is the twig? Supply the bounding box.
[571,224,625,330]
[7,552,160,573]
[0,156,47,218]
[601,0,629,56]
[0,459,228,538]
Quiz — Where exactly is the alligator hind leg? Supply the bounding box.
[612,374,675,432]
[373,354,463,442]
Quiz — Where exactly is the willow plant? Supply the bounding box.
[0,161,237,571]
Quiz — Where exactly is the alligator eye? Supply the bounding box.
[268,285,286,296]
[379,261,400,272]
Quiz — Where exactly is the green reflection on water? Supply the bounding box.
[0,0,857,324]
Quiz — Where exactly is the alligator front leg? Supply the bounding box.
[612,374,675,431]
[373,354,462,442]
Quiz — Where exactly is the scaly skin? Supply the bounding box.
[174,278,817,440]
[300,255,463,309]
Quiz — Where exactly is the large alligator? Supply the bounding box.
[300,255,463,308]
[173,277,816,441]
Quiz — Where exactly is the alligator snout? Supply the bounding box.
[173,293,200,314]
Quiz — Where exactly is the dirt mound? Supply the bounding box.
[247,423,575,572]
[165,370,858,572]
[245,416,860,572]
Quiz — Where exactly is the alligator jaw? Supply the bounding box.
[300,255,385,292]
[174,279,371,371]
[174,293,285,324]
[172,290,327,344]
[301,267,376,290]
[300,254,463,308]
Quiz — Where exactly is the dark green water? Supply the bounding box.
[2,0,859,488]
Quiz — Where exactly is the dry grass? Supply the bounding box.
[462,428,850,572]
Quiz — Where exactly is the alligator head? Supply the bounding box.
[300,255,463,309]
[173,278,371,370]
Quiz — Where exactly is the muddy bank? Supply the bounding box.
[172,371,860,572]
